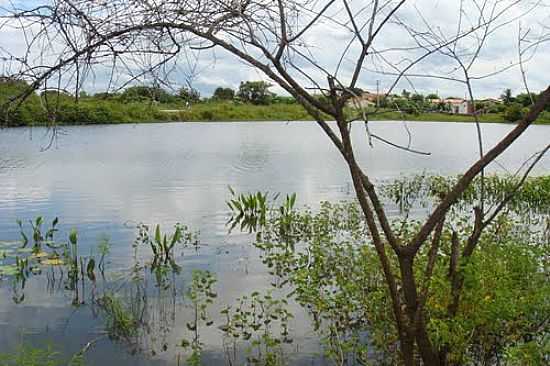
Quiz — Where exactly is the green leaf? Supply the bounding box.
[69,229,78,245]
[155,225,161,244]
[290,193,296,207]
[19,232,29,247]
[0,264,19,276]
[170,227,182,248]
[180,339,191,348]
[86,258,96,281]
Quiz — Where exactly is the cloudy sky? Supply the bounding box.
[0,0,549,99]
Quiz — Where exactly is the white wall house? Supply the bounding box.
[445,98,474,115]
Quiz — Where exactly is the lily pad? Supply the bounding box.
[16,248,34,254]
[32,251,49,259]
[0,264,19,276]
[43,241,64,248]
[0,249,15,259]
[0,240,22,247]
[42,258,65,266]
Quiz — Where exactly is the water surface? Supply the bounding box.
[0,121,548,364]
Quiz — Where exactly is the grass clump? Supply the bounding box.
[0,344,85,366]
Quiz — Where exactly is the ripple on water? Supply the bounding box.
[230,142,273,175]
[0,157,27,171]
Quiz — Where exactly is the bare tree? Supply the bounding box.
[1,1,549,365]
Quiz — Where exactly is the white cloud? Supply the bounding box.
[0,0,548,98]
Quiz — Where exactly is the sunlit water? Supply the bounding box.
[0,121,548,364]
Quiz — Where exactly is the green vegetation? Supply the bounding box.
[236,81,275,105]
[368,110,507,123]
[2,78,549,125]
[219,291,294,365]
[227,174,549,365]
[163,100,315,122]
[134,223,199,267]
[181,270,217,366]
[97,293,140,341]
[0,344,85,366]
[212,87,235,101]
[1,175,549,365]
[133,222,199,287]
[383,174,550,215]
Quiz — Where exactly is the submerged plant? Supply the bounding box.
[181,270,217,366]
[0,345,60,366]
[97,293,140,341]
[219,291,294,366]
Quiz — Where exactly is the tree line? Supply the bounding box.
[1,76,548,126]
[0,78,299,125]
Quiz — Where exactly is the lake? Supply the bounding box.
[0,121,548,365]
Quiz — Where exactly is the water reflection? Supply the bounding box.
[0,121,548,364]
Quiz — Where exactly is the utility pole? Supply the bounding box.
[376,80,380,108]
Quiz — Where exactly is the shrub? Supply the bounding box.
[503,103,524,122]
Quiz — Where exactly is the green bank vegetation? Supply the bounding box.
[1,174,548,365]
[1,77,549,125]
[0,344,85,366]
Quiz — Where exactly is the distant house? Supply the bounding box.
[479,98,503,104]
[347,91,384,109]
[427,98,443,104]
[444,98,474,115]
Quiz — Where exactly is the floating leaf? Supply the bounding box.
[16,248,33,253]
[43,240,63,249]
[0,264,19,276]
[32,251,49,259]
[42,258,65,266]
[0,240,22,247]
[0,249,15,259]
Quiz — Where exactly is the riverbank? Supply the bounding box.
[4,100,550,126]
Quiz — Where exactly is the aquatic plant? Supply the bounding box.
[180,270,217,366]
[219,291,294,366]
[226,188,271,233]
[382,174,550,216]
[134,222,199,288]
[227,188,298,239]
[97,293,140,341]
[1,174,548,365]
[4,0,550,362]
[16,216,59,254]
[135,223,199,266]
[227,176,550,365]
[96,234,111,273]
[0,218,105,308]
[0,344,85,366]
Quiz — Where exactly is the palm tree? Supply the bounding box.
[501,88,514,105]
